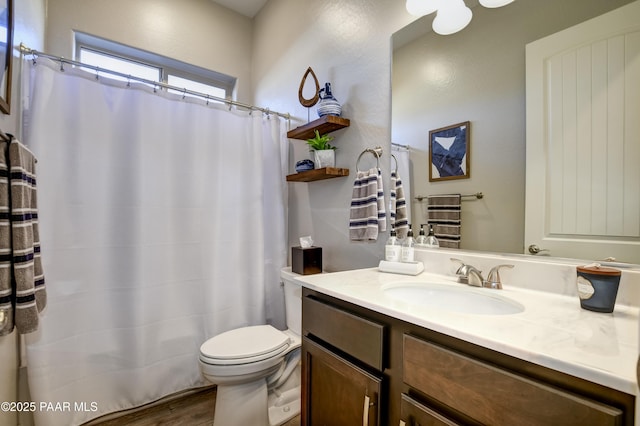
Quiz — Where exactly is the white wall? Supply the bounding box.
[45,0,254,103]
[392,0,634,254]
[0,2,47,423]
[252,0,414,272]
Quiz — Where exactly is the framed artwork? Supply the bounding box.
[0,0,12,114]
[429,121,470,182]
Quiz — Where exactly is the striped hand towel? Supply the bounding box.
[0,140,11,335]
[427,194,461,249]
[390,171,409,239]
[349,168,386,241]
[0,139,46,336]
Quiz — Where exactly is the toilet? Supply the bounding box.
[199,267,302,426]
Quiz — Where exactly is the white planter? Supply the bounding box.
[313,150,335,168]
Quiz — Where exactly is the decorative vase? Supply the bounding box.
[313,150,335,169]
[317,83,342,117]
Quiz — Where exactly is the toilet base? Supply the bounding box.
[212,363,301,426]
[214,380,269,426]
[268,385,300,425]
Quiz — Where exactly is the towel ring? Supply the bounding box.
[391,154,398,174]
[356,147,382,171]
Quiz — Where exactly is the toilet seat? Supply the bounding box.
[200,325,291,366]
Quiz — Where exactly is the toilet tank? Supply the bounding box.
[281,267,302,336]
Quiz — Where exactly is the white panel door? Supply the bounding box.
[525,1,640,264]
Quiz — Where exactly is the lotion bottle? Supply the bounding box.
[415,224,428,246]
[385,227,402,262]
[425,224,440,248]
[401,225,415,262]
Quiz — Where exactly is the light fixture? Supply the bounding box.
[406,0,514,35]
[432,0,472,35]
[405,0,440,17]
[479,0,515,8]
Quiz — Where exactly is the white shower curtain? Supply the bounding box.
[21,57,288,426]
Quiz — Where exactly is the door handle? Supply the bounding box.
[528,244,549,255]
[363,394,377,426]
[363,395,370,426]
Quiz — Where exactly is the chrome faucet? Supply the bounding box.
[451,259,514,289]
[484,264,514,289]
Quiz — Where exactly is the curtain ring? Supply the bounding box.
[59,60,65,72]
[205,95,210,105]
[95,67,100,80]
[182,88,187,99]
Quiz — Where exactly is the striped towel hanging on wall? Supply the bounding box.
[389,170,409,239]
[427,194,461,249]
[349,167,386,241]
[0,137,46,336]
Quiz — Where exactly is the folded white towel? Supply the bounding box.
[350,168,385,241]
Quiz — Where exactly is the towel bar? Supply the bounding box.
[414,192,483,202]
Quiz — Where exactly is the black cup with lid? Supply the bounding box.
[576,264,621,313]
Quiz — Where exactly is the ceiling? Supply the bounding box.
[211,0,268,18]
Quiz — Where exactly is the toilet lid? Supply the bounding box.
[200,325,291,364]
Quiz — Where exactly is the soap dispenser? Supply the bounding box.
[415,224,428,246]
[425,224,440,248]
[385,227,402,262]
[401,225,415,262]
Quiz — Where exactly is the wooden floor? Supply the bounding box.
[87,386,300,426]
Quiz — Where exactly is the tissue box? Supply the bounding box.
[292,246,322,275]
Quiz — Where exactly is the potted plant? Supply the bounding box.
[306,130,336,169]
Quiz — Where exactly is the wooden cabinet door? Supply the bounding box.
[400,394,461,426]
[302,336,382,426]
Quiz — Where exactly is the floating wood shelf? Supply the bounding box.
[286,167,350,182]
[287,115,350,140]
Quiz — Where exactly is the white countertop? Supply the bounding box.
[295,267,640,397]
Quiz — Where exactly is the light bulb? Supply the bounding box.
[406,0,440,17]
[479,0,515,8]
[432,0,472,35]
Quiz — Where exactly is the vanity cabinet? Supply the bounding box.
[301,288,636,426]
[302,294,385,425]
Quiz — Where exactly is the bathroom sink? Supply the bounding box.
[382,282,524,315]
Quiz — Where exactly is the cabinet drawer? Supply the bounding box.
[303,295,385,371]
[403,334,623,426]
[400,394,460,426]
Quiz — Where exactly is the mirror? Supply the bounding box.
[391,0,638,263]
[0,0,12,114]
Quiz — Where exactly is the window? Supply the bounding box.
[79,48,161,83]
[75,32,236,101]
[167,75,226,100]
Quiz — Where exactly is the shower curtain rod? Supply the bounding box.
[391,142,410,149]
[19,43,291,121]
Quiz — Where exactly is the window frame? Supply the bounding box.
[74,32,236,100]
